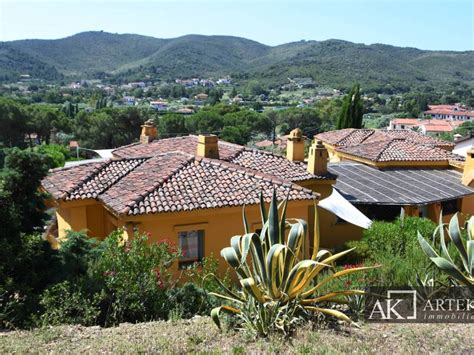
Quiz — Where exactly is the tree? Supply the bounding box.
[73,107,148,149]
[208,89,223,105]
[25,105,71,145]
[0,149,62,328]
[277,107,322,136]
[0,98,28,148]
[336,84,364,129]
[157,114,189,138]
[0,148,51,237]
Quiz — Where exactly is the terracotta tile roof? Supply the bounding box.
[230,148,337,181]
[315,128,454,149]
[128,157,315,216]
[42,161,107,199]
[100,152,195,215]
[338,139,462,163]
[112,135,243,160]
[382,130,454,148]
[65,158,147,200]
[390,118,420,126]
[425,105,474,117]
[43,151,317,216]
[315,128,374,146]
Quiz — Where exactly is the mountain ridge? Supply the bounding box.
[1,31,473,91]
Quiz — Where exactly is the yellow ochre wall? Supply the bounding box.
[55,200,117,241]
[302,180,364,247]
[125,202,312,275]
[54,195,364,276]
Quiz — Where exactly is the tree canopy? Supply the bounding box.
[336,84,364,129]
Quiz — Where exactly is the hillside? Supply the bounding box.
[1,31,473,91]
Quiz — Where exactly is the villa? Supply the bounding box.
[42,124,474,273]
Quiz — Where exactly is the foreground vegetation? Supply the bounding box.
[1,317,472,354]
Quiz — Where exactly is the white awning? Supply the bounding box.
[319,189,372,229]
[93,149,114,159]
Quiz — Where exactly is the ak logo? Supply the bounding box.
[368,290,417,320]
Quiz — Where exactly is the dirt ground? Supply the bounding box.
[1,316,473,354]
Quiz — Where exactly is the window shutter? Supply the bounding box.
[198,230,205,260]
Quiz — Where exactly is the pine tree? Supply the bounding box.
[336,84,363,129]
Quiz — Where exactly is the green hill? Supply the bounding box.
[1,31,473,91]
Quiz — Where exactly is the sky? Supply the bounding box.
[0,0,473,51]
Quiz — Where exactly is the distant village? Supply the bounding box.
[1,75,342,114]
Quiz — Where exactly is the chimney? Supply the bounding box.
[307,140,328,175]
[286,128,305,161]
[462,148,474,186]
[140,119,157,144]
[197,134,219,159]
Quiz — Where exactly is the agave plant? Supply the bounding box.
[418,213,474,292]
[210,190,372,336]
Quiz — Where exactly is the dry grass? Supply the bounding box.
[1,316,472,354]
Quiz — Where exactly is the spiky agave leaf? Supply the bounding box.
[212,193,372,335]
[418,214,474,291]
[211,305,240,329]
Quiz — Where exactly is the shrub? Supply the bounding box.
[344,215,444,287]
[211,190,372,337]
[90,231,181,326]
[34,144,69,168]
[35,281,101,327]
[359,216,436,260]
[58,230,99,280]
[183,255,231,293]
[0,234,62,328]
[167,283,216,319]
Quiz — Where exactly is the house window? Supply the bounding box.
[441,199,459,215]
[178,230,204,267]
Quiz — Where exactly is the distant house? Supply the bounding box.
[388,118,421,130]
[150,100,168,111]
[454,133,474,157]
[175,107,194,115]
[129,82,146,88]
[388,118,464,135]
[254,135,289,150]
[216,78,232,85]
[194,93,209,101]
[282,77,316,90]
[122,96,135,106]
[424,104,474,121]
[68,82,82,89]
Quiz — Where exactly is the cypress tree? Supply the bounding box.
[336,84,363,129]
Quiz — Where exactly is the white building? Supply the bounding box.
[453,134,474,157]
